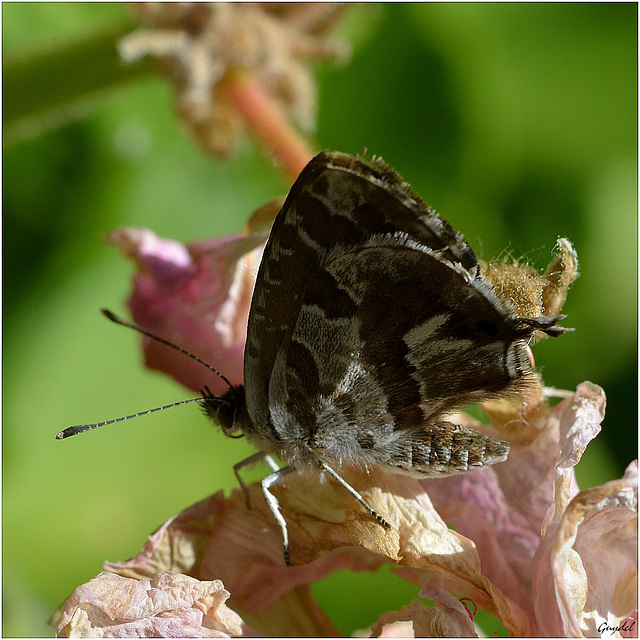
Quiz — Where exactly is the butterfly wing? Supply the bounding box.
[264,237,538,473]
[244,151,478,430]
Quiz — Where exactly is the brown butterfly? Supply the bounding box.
[59,151,572,565]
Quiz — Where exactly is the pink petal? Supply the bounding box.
[369,575,478,637]
[415,383,607,636]
[55,571,255,637]
[106,227,267,395]
[104,462,538,636]
[104,489,349,637]
[529,383,636,637]
[542,461,637,636]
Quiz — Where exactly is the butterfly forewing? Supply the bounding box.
[244,151,479,432]
[241,150,571,479]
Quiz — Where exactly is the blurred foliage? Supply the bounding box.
[3,4,636,637]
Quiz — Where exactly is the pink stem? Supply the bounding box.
[222,68,315,182]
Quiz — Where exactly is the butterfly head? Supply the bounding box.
[200,384,247,439]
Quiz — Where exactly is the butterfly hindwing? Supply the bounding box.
[266,235,531,472]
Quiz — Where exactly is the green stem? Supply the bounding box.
[3,21,151,146]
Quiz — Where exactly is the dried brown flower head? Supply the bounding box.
[119,3,350,157]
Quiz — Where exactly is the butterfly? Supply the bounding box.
[59,151,571,566]
[199,151,570,563]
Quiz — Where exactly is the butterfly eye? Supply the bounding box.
[200,386,243,437]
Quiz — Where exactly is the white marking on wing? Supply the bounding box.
[335,357,367,394]
[403,313,450,351]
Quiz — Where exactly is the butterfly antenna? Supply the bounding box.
[100,309,234,388]
[56,397,210,439]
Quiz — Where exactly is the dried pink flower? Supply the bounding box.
[54,571,255,637]
[56,373,636,637]
[105,225,267,396]
[57,224,636,637]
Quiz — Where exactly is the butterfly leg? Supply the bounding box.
[260,465,295,566]
[233,451,280,509]
[318,461,392,530]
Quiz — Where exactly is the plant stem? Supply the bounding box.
[221,68,315,181]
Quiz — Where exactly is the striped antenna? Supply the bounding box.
[56,310,234,440]
[56,397,207,439]
[100,309,233,388]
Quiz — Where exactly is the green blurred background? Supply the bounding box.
[3,4,637,637]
